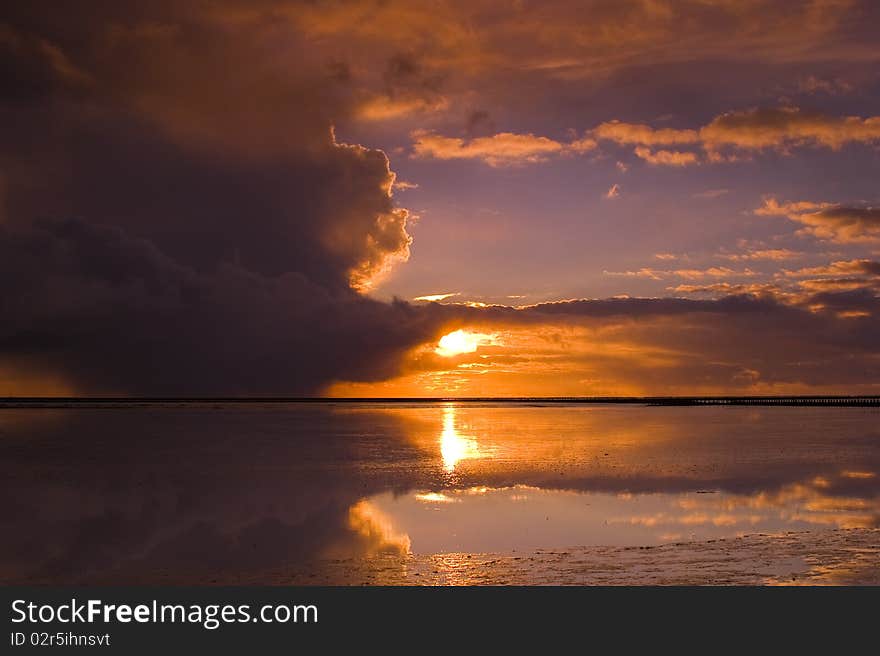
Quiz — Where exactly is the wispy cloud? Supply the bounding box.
[410,130,596,166]
[719,248,803,261]
[604,266,757,280]
[605,183,621,199]
[796,75,854,96]
[593,107,880,165]
[692,189,729,199]
[633,146,699,167]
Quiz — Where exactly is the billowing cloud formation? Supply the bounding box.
[0,2,436,394]
[410,130,596,166]
[0,12,414,289]
[757,198,880,243]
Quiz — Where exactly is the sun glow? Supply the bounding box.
[414,292,459,302]
[435,329,495,357]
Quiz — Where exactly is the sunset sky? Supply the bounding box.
[1,0,879,396]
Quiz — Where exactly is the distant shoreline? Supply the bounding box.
[2,396,880,407]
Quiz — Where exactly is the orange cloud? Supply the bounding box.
[594,108,880,164]
[633,146,699,167]
[672,267,757,280]
[593,121,699,146]
[796,278,878,293]
[410,130,596,166]
[393,180,419,191]
[754,198,833,215]
[356,94,450,121]
[605,267,757,280]
[671,282,783,296]
[700,106,880,152]
[756,198,880,243]
[782,259,880,277]
[773,259,880,297]
[720,248,803,261]
[603,267,662,280]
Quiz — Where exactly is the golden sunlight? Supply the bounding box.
[439,404,481,472]
[435,329,495,357]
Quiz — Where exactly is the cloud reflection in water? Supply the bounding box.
[1,402,877,583]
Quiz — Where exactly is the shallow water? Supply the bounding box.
[1,402,878,584]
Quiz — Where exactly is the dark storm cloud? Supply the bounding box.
[0,2,436,394]
[0,217,441,394]
[0,2,411,285]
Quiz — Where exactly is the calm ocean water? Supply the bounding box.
[2,402,878,584]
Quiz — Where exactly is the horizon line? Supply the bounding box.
[2,395,880,406]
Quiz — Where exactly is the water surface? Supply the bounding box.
[1,402,877,584]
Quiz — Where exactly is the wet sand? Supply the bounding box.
[281,529,880,586]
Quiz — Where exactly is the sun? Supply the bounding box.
[435,329,494,357]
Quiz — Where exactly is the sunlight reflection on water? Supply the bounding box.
[348,403,879,555]
[439,403,483,473]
